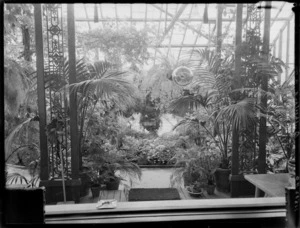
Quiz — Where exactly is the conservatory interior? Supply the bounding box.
[4,2,298,226]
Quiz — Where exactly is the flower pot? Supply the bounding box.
[106,180,120,190]
[214,168,230,193]
[79,172,90,197]
[206,184,215,195]
[186,186,203,198]
[91,185,101,198]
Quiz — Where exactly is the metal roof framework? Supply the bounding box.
[72,3,295,80]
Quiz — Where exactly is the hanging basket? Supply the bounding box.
[172,66,193,86]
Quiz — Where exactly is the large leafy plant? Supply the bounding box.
[170,144,221,189]
[168,49,236,168]
[84,139,142,188]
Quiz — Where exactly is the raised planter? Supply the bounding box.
[230,174,255,198]
[39,178,81,204]
[214,168,230,193]
[139,165,177,168]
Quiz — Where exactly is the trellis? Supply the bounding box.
[34,4,80,204]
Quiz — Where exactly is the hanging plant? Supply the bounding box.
[77,26,151,67]
[139,93,161,133]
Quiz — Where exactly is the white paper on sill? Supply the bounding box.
[96,199,117,209]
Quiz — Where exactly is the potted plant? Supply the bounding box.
[214,157,231,193]
[170,145,220,196]
[98,163,123,190]
[88,169,105,198]
[186,180,204,197]
[85,141,142,191]
[206,172,216,195]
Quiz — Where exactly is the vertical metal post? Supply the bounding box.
[216,4,223,54]
[272,42,277,56]
[286,20,290,79]
[278,29,283,84]
[34,4,49,181]
[154,4,163,65]
[258,1,271,174]
[67,4,79,179]
[231,3,243,176]
[293,3,300,228]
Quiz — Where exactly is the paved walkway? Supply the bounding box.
[118,168,177,190]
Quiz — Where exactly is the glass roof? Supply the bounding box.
[65,2,294,67]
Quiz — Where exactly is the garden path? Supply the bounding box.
[118,168,181,190]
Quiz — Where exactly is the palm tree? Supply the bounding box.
[69,61,138,167]
[28,59,138,170]
[169,49,259,167]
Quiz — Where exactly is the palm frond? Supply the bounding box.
[5,118,32,160]
[216,98,257,130]
[187,48,222,74]
[87,61,114,79]
[27,176,40,188]
[30,58,90,91]
[69,69,137,111]
[169,95,199,117]
[6,173,28,185]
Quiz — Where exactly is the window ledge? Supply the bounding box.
[45,197,286,224]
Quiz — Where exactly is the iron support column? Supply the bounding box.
[216,4,223,54]
[67,4,79,179]
[34,4,48,180]
[231,4,243,177]
[258,1,271,174]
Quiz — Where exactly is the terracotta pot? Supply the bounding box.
[214,168,230,193]
[206,184,215,195]
[186,186,203,198]
[91,185,101,198]
[106,180,120,190]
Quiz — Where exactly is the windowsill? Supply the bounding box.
[45,197,286,224]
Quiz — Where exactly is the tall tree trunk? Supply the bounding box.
[258,2,271,174]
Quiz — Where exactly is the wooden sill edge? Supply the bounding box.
[45,197,286,215]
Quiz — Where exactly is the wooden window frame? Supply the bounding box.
[45,197,286,224]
